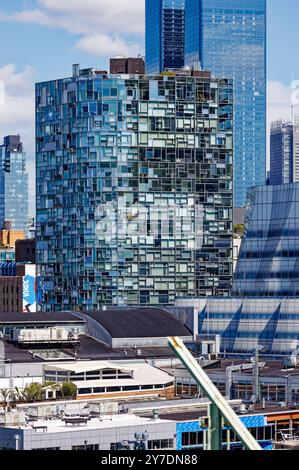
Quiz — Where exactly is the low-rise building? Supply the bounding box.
[0,413,177,451]
[0,263,37,313]
[1,398,290,450]
[0,308,192,391]
[43,361,175,401]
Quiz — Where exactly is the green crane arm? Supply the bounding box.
[168,337,262,451]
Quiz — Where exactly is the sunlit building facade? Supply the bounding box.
[198,297,299,356]
[270,121,294,186]
[36,66,233,311]
[234,183,299,297]
[270,120,299,185]
[185,0,267,207]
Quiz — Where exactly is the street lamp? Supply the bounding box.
[251,345,266,404]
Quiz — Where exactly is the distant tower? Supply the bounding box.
[145,0,185,74]
[0,135,28,232]
[270,120,299,185]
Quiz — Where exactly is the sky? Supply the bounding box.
[0,0,297,211]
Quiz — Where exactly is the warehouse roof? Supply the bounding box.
[1,340,41,363]
[0,311,84,324]
[1,334,184,364]
[84,308,192,339]
[68,335,179,360]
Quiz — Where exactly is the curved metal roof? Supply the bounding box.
[83,308,191,339]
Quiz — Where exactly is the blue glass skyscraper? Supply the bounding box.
[185,0,267,207]
[270,121,294,186]
[0,136,28,232]
[146,0,185,74]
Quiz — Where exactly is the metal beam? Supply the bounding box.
[208,404,222,450]
[168,337,262,451]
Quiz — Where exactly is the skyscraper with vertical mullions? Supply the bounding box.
[185,0,267,208]
[146,0,185,74]
[0,136,28,232]
[270,121,294,186]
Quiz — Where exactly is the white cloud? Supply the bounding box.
[37,0,145,34]
[75,34,141,58]
[267,80,292,125]
[0,1,145,58]
[0,64,36,98]
[266,80,295,171]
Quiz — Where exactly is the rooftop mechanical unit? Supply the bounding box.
[14,328,80,345]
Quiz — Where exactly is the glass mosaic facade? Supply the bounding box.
[234,183,299,297]
[36,67,233,311]
[0,136,28,232]
[185,0,267,207]
[146,0,185,74]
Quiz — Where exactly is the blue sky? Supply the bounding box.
[0,0,295,83]
[268,0,299,84]
[0,0,296,210]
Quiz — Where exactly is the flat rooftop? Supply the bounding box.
[5,414,175,433]
[45,361,174,388]
[1,334,182,364]
[1,340,41,363]
[64,335,179,361]
[204,360,299,379]
[146,406,299,423]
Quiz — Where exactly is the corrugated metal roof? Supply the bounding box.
[83,308,192,338]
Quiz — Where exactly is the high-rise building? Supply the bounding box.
[185,0,267,208]
[233,183,299,297]
[269,120,299,186]
[36,65,233,312]
[0,136,28,232]
[270,121,294,185]
[145,0,185,74]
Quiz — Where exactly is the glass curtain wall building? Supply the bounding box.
[185,0,267,208]
[0,136,28,232]
[270,120,299,185]
[233,183,299,297]
[199,297,299,356]
[146,0,185,74]
[36,66,233,311]
[270,121,294,186]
